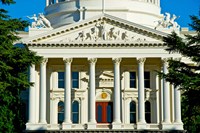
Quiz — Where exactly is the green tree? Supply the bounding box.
[0,1,42,132]
[162,15,200,132]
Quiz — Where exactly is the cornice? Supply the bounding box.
[25,41,165,48]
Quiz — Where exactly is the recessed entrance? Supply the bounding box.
[96,102,113,123]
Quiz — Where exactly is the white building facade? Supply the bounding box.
[22,0,187,132]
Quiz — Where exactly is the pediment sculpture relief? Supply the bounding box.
[74,22,147,42]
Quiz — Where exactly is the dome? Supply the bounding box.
[45,0,162,28]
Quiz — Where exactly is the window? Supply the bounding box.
[72,101,79,123]
[145,101,151,123]
[97,105,102,123]
[144,71,150,88]
[130,72,136,88]
[72,72,79,88]
[130,101,136,123]
[107,104,112,123]
[58,72,79,89]
[58,101,64,124]
[58,72,64,88]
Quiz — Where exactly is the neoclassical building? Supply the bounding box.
[20,0,191,132]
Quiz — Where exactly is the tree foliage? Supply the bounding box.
[162,15,200,132]
[0,1,42,132]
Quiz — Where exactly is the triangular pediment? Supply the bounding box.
[23,14,168,46]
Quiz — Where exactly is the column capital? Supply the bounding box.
[161,57,171,64]
[63,58,73,64]
[137,58,146,64]
[41,58,48,65]
[112,58,122,64]
[88,58,97,64]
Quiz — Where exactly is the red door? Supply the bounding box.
[96,102,113,123]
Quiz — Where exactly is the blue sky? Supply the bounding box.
[0,0,199,29]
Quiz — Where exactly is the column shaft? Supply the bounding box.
[162,58,170,123]
[174,86,182,123]
[88,58,97,123]
[28,65,36,123]
[137,58,146,123]
[113,58,122,123]
[63,58,73,124]
[46,0,49,6]
[39,58,48,124]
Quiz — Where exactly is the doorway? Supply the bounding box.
[96,102,113,123]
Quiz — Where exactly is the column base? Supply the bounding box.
[49,124,60,130]
[62,122,72,130]
[87,122,96,129]
[161,122,173,130]
[26,123,47,130]
[172,122,184,130]
[112,122,122,129]
[137,122,146,129]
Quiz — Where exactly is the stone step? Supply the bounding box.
[25,130,186,133]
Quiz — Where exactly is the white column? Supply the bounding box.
[174,86,184,130]
[162,58,170,123]
[155,72,160,123]
[46,0,49,6]
[161,58,173,130]
[87,58,97,129]
[28,65,36,124]
[39,58,48,125]
[112,58,122,129]
[102,0,105,13]
[137,58,146,129]
[62,58,73,129]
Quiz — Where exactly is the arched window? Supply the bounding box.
[72,101,79,123]
[145,101,151,123]
[130,101,136,123]
[58,101,64,124]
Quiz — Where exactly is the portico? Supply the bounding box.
[26,56,183,130]
[23,0,185,131]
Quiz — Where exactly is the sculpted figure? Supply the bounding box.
[155,12,180,29]
[95,22,106,40]
[169,14,180,29]
[39,13,51,28]
[27,14,38,28]
[27,13,51,28]
[107,27,120,40]
[75,31,86,41]
[155,12,170,29]
[121,31,129,41]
